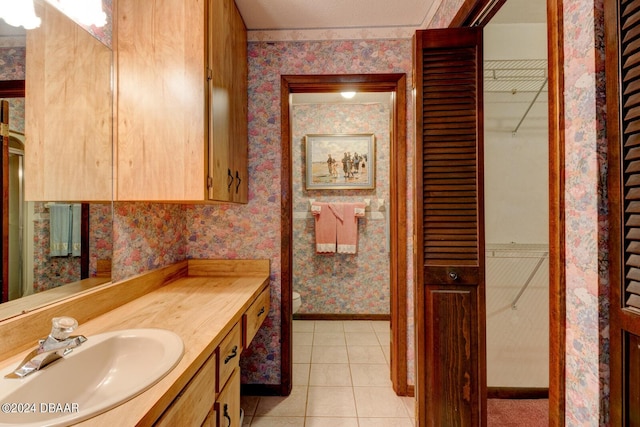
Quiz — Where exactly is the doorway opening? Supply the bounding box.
[280,74,409,396]
[482,0,550,419]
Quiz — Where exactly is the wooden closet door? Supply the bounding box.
[414,27,486,426]
[606,0,640,424]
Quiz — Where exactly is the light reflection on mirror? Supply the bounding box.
[0,0,113,319]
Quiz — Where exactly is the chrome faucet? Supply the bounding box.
[5,316,87,379]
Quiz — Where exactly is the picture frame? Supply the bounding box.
[304,133,376,190]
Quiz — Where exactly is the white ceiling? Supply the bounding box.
[235,0,438,31]
[235,0,546,41]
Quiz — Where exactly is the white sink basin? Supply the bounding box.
[0,328,184,426]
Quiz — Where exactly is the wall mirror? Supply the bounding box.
[0,0,113,320]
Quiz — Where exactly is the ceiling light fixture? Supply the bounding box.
[341,91,356,99]
[0,0,41,29]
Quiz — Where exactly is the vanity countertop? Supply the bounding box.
[0,259,270,426]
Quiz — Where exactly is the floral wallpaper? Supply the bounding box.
[7,98,25,134]
[0,46,26,133]
[89,203,113,276]
[111,203,187,281]
[31,203,112,292]
[292,103,391,315]
[0,46,25,79]
[32,203,81,291]
[562,0,609,424]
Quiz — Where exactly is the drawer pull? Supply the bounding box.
[257,307,265,317]
[224,345,238,364]
[227,169,234,190]
[235,170,241,193]
[223,403,231,427]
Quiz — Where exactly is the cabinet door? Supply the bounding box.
[117,0,207,201]
[216,368,241,427]
[25,1,112,202]
[208,0,248,203]
[155,352,217,427]
[208,0,233,202]
[229,2,248,204]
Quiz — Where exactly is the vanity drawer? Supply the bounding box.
[243,287,270,348]
[155,352,217,427]
[216,323,241,393]
[215,368,241,427]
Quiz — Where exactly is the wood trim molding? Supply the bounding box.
[280,73,409,396]
[547,0,566,424]
[294,313,391,321]
[450,0,507,27]
[0,80,26,99]
[487,387,549,399]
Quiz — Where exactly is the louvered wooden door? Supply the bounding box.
[606,0,640,424]
[414,27,486,426]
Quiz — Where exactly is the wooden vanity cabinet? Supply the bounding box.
[154,285,268,426]
[243,287,270,348]
[215,368,241,427]
[116,0,248,203]
[154,352,218,427]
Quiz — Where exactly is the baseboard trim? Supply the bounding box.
[293,313,391,321]
[241,383,289,397]
[487,387,549,399]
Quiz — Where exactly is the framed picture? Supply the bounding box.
[305,133,376,190]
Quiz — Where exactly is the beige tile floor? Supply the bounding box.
[241,320,415,426]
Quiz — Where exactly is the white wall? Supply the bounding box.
[483,128,549,244]
[483,21,549,388]
[484,23,547,60]
[483,22,549,245]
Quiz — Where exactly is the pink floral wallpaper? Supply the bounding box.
[89,203,113,276]
[292,103,391,315]
[562,0,609,424]
[0,47,25,80]
[0,47,26,133]
[112,203,187,281]
[31,203,112,292]
[32,203,81,291]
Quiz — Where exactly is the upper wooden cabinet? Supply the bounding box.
[25,1,113,202]
[115,0,248,203]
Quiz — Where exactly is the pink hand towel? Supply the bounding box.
[336,202,366,254]
[311,202,337,253]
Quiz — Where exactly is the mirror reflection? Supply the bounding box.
[0,0,112,315]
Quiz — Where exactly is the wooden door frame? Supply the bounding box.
[0,81,24,303]
[279,73,409,396]
[448,0,566,424]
